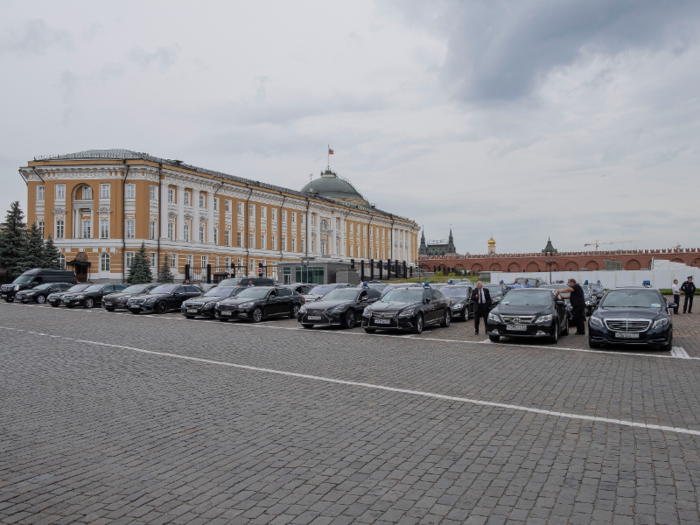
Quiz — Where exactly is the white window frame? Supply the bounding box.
[249,233,254,249]
[225,200,231,212]
[214,227,219,245]
[56,184,66,200]
[37,220,44,237]
[37,186,45,201]
[186,254,193,267]
[237,232,243,247]
[184,223,190,242]
[82,219,91,239]
[199,225,205,243]
[167,188,174,203]
[261,206,267,220]
[292,238,297,252]
[260,234,266,250]
[167,222,174,240]
[100,252,110,272]
[83,186,92,200]
[125,251,134,269]
[237,202,243,215]
[149,221,156,240]
[151,186,158,201]
[282,210,287,223]
[100,218,109,239]
[102,183,112,199]
[126,220,135,239]
[292,212,296,224]
[271,235,276,250]
[150,253,157,268]
[225,230,231,247]
[55,219,65,239]
[281,236,286,251]
[201,255,207,267]
[170,253,177,268]
[272,208,277,221]
[184,192,191,206]
[214,197,219,211]
[199,194,205,208]
[125,184,135,200]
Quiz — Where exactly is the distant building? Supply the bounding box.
[542,237,558,254]
[418,228,457,256]
[488,236,496,254]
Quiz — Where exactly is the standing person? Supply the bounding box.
[247,280,255,287]
[507,278,522,290]
[195,280,203,290]
[558,278,585,335]
[470,281,492,336]
[681,276,696,313]
[671,279,681,315]
[524,279,531,288]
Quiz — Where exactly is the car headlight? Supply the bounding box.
[535,314,553,323]
[329,305,348,314]
[239,302,255,309]
[14,285,20,291]
[488,312,501,322]
[398,308,415,317]
[589,317,603,328]
[144,298,156,305]
[362,309,371,318]
[585,301,591,305]
[652,318,669,329]
[299,306,307,314]
[75,295,85,299]
[452,302,465,309]
[203,302,216,309]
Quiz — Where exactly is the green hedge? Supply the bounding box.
[659,289,700,295]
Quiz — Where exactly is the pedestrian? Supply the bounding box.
[184,279,190,284]
[247,280,255,287]
[558,278,585,335]
[470,281,492,335]
[524,279,531,288]
[671,279,681,315]
[681,276,696,314]
[196,280,203,289]
[507,277,522,290]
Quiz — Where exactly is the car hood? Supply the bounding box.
[219,296,262,305]
[48,291,70,298]
[306,299,356,310]
[494,304,553,316]
[302,294,325,302]
[185,296,227,305]
[593,307,664,320]
[135,293,172,300]
[445,296,468,305]
[105,291,143,299]
[367,301,418,313]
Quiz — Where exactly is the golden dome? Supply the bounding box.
[488,237,496,245]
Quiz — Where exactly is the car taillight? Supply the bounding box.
[301,297,305,304]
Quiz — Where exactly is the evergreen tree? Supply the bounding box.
[16,222,45,273]
[127,243,153,284]
[42,235,61,269]
[0,201,28,280]
[158,253,174,283]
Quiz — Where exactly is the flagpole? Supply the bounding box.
[327,145,329,170]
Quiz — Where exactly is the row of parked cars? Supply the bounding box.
[3,269,675,351]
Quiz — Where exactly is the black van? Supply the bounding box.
[1,269,77,302]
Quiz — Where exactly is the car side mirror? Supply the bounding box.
[556,300,565,306]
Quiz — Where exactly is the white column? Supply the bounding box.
[177,186,185,240]
[207,192,215,244]
[160,183,169,239]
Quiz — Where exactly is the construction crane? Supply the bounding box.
[584,240,644,251]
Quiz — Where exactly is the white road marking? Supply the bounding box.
[672,346,691,359]
[2,325,699,437]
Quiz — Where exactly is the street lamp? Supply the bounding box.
[545,256,556,284]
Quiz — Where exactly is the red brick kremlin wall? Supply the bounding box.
[419,248,700,273]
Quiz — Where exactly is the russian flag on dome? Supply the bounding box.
[328,147,334,154]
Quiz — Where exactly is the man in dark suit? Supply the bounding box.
[470,281,492,335]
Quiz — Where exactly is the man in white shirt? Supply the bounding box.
[672,279,681,315]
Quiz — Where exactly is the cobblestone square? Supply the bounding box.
[2,302,700,524]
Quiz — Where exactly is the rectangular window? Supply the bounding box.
[151,186,158,201]
[167,188,174,203]
[336,218,340,229]
[184,223,190,241]
[225,200,231,212]
[184,192,190,206]
[249,233,254,249]
[214,197,219,211]
[271,235,276,250]
[271,208,277,221]
[225,256,231,269]
[311,239,315,253]
[82,219,91,239]
[167,222,174,240]
[225,230,231,247]
[125,184,134,199]
[126,252,134,269]
[249,258,256,273]
[214,228,219,245]
[170,253,177,268]
[292,238,296,252]
[292,212,296,224]
[55,220,64,239]
[56,184,66,200]
[237,202,243,214]
[201,255,207,268]
[237,232,243,247]
[83,186,92,200]
[37,186,45,201]
[302,239,306,253]
[311,214,315,227]
[282,210,287,222]
[149,221,156,240]
[301,213,306,226]
[37,220,44,237]
[260,234,266,249]
[101,183,111,199]
[199,194,205,208]
[126,220,135,239]
[261,206,267,220]
[281,237,286,251]
[199,225,205,243]
[100,218,109,239]
[249,204,255,218]
[186,254,193,267]
[150,253,157,268]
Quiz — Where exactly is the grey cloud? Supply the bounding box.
[125,44,180,69]
[58,71,78,101]
[0,18,73,56]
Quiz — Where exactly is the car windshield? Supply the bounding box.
[322,289,360,301]
[440,287,469,297]
[501,290,553,306]
[13,276,35,284]
[483,285,502,294]
[590,284,603,292]
[68,284,90,292]
[601,290,663,308]
[122,284,151,294]
[217,279,241,287]
[33,284,53,290]
[236,288,270,298]
[308,285,335,295]
[205,287,237,297]
[382,289,424,302]
[85,285,104,292]
[149,285,178,294]
[368,284,387,290]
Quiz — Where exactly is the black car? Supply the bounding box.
[215,286,303,322]
[482,283,505,310]
[217,277,275,287]
[379,282,422,298]
[581,285,598,316]
[62,283,127,308]
[281,283,315,295]
[486,288,569,343]
[302,283,351,303]
[438,284,474,321]
[127,284,202,314]
[182,286,245,319]
[102,284,158,311]
[361,285,451,334]
[588,287,674,351]
[298,287,381,329]
[47,284,91,307]
[539,284,574,320]
[365,281,389,293]
[587,282,605,301]
[1,269,77,302]
[15,282,74,304]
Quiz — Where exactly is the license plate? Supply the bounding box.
[308,315,322,320]
[616,332,640,339]
[507,324,527,331]
[374,318,391,325]
[187,309,198,313]
[220,311,232,316]
[104,302,112,306]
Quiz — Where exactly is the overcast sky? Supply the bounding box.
[2,0,699,255]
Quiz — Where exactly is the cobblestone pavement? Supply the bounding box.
[2,302,700,524]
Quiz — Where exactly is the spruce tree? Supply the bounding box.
[0,201,28,280]
[42,235,61,269]
[127,243,153,284]
[158,253,174,283]
[17,222,45,273]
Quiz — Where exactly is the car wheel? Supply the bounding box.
[459,308,468,322]
[302,324,314,329]
[343,310,356,329]
[85,298,94,308]
[489,335,500,342]
[441,309,451,327]
[105,308,115,312]
[550,322,559,344]
[252,307,263,323]
[155,301,168,314]
[364,328,376,334]
[290,305,300,318]
[561,316,569,336]
[413,314,424,334]
[588,338,602,349]
[36,295,46,304]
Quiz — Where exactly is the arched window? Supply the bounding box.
[100,252,110,272]
[58,253,66,269]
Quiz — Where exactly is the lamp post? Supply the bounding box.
[545,256,556,284]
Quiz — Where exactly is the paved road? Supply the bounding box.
[2,302,700,524]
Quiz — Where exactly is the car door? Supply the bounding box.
[101,285,114,298]
[422,290,436,323]
[276,288,293,315]
[432,290,448,321]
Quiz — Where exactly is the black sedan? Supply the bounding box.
[102,284,158,311]
[215,286,303,322]
[581,285,598,316]
[181,286,245,319]
[439,284,473,321]
[588,287,673,351]
[487,288,569,343]
[127,284,202,314]
[587,282,605,301]
[281,283,315,295]
[298,287,381,329]
[62,284,127,308]
[362,285,451,334]
[47,284,91,307]
[302,283,351,303]
[379,283,422,298]
[16,282,73,304]
[483,283,505,310]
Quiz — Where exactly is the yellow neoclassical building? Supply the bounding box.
[21,149,420,282]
